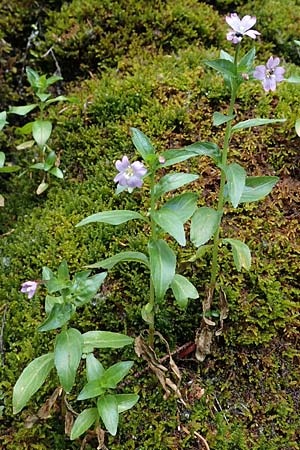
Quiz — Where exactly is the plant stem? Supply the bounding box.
[148,169,157,346]
[209,45,240,294]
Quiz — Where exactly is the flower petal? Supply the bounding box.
[240,15,257,31]
[226,13,242,32]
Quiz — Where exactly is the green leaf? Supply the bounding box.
[72,272,107,306]
[213,112,235,126]
[148,239,176,302]
[162,142,220,166]
[224,162,246,208]
[57,260,70,282]
[285,75,300,83]
[0,111,7,131]
[49,167,64,179]
[44,150,56,170]
[44,295,64,314]
[141,302,154,324]
[97,394,119,436]
[32,120,52,147]
[70,408,98,440]
[170,274,199,309]
[232,118,286,132]
[154,173,198,198]
[130,127,154,159]
[54,328,83,393]
[36,93,51,102]
[223,238,251,271]
[38,303,75,332]
[77,380,106,400]
[26,67,40,88]
[239,176,279,203]
[46,95,68,105]
[9,104,37,116]
[205,58,236,78]
[16,122,34,135]
[0,152,4,167]
[220,50,234,62]
[238,47,256,71]
[295,119,300,137]
[13,353,54,414]
[86,353,105,382]
[86,251,149,269]
[16,140,35,150]
[36,181,49,195]
[76,210,146,227]
[153,209,186,246]
[190,207,220,247]
[99,361,134,389]
[161,192,198,223]
[82,331,133,351]
[0,165,20,173]
[45,75,63,87]
[114,394,139,413]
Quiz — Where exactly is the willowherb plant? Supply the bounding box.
[76,127,204,348]
[14,261,138,442]
[0,111,20,207]
[8,67,69,194]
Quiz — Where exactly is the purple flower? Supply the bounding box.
[226,13,260,44]
[21,281,38,299]
[114,155,147,192]
[253,56,285,92]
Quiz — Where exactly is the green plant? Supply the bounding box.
[13,261,138,444]
[8,67,69,194]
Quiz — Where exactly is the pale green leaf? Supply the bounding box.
[99,361,134,389]
[213,112,235,126]
[76,210,146,227]
[162,142,220,166]
[77,380,105,400]
[223,238,251,271]
[54,328,83,393]
[224,162,246,208]
[70,408,98,440]
[154,173,198,198]
[36,181,49,195]
[82,331,133,351]
[97,395,119,436]
[9,104,38,116]
[13,353,54,414]
[190,207,220,247]
[86,251,149,269]
[130,127,154,159]
[148,239,176,302]
[153,209,186,246]
[32,120,52,147]
[161,192,198,223]
[239,176,279,203]
[114,394,139,413]
[232,118,285,132]
[38,303,75,332]
[205,59,236,77]
[170,274,199,309]
[86,353,105,382]
[0,111,7,131]
[295,119,300,137]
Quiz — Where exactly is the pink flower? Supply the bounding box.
[21,281,38,299]
[226,13,260,44]
[253,56,285,92]
[114,155,147,192]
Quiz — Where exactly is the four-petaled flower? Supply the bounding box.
[226,13,260,44]
[114,155,147,192]
[253,56,285,92]
[21,281,38,299]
